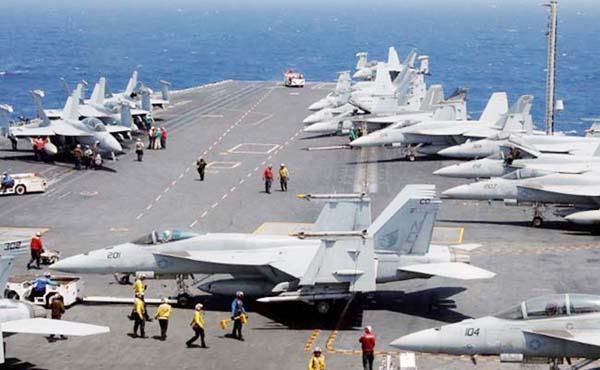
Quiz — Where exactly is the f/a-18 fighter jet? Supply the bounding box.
[51,185,494,312]
[307,71,352,111]
[10,90,129,156]
[392,293,600,370]
[434,137,600,179]
[442,166,600,227]
[0,255,108,364]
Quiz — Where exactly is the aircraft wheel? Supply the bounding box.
[5,290,19,300]
[408,155,416,162]
[177,294,190,307]
[531,216,544,228]
[316,300,331,315]
[14,185,26,195]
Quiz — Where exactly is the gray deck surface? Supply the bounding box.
[0,80,599,370]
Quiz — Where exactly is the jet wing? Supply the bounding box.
[364,112,429,124]
[520,163,597,175]
[523,329,600,347]
[48,120,91,137]
[106,125,131,134]
[519,184,600,198]
[398,262,496,280]
[155,245,319,278]
[12,120,90,137]
[10,125,56,137]
[44,109,63,119]
[2,318,109,336]
[408,125,485,137]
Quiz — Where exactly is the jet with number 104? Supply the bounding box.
[392,294,600,370]
[51,185,494,311]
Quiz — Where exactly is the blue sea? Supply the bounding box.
[0,0,599,134]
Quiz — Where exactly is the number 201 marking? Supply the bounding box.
[107,252,121,259]
[465,328,480,336]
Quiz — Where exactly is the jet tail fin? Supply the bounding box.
[480,92,509,123]
[387,46,402,71]
[120,102,133,128]
[372,63,394,96]
[125,71,138,96]
[355,52,368,70]
[90,78,106,106]
[60,94,79,121]
[141,88,152,112]
[334,71,352,94]
[419,85,444,111]
[402,48,418,70]
[0,104,13,127]
[30,90,51,126]
[366,184,440,256]
[159,80,171,102]
[493,95,534,131]
[60,78,71,98]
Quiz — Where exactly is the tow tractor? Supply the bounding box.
[283,70,305,87]
[0,173,47,196]
[5,275,83,307]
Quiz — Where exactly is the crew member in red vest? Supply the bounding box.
[27,232,44,270]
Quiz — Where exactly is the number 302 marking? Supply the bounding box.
[107,251,121,259]
[465,328,480,336]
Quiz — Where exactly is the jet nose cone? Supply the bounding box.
[51,254,88,273]
[303,115,318,125]
[390,329,441,353]
[350,136,371,147]
[308,101,327,111]
[441,184,471,199]
[433,165,457,177]
[437,146,463,158]
[105,135,123,153]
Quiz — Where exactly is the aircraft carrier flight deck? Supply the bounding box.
[1,81,599,370]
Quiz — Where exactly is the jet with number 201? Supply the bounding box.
[51,185,494,312]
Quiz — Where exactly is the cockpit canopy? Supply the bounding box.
[494,294,600,320]
[132,229,198,245]
[82,117,107,132]
[501,168,550,180]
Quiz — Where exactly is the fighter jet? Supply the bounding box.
[351,49,420,95]
[434,138,600,179]
[43,80,144,131]
[391,293,600,370]
[0,255,108,364]
[442,169,600,227]
[52,185,494,312]
[438,131,600,159]
[307,71,352,111]
[10,90,128,156]
[349,92,518,159]
[353,47,403,81]
[103,71,171,110]
[303,60,429,134]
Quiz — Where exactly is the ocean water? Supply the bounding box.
[0,0,599,134]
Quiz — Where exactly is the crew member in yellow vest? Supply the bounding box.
[132,292,146,338]
[308,347,326,370]
[155,297,172,341]
[186,303,207,348]
[133,273,146,295]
